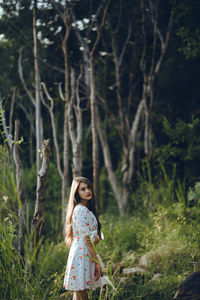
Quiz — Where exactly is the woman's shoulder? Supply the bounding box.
[73,204,89,214]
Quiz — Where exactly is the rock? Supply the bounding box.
[151,273,163,281]
[94,276,116,290]
[123,267,147,275]
[139,254,148,268]
[173,271,200,299]
[123,250,135,261]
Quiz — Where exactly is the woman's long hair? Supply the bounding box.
[64,177,101,247]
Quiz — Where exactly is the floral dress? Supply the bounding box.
[63,204,100,291]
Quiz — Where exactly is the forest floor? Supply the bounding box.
[34,203,200,299]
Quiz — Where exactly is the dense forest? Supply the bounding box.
[0,0,200,299]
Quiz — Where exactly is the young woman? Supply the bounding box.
[63,177,102,300]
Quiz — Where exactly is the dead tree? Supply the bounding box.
[33,0,42,172]
[48,0,72,222]
[68,67,83,178]
[41,67,85,218]
[30,139,51,253]
[13,120,26,258]
[96,7,142,215]
[72,0,110,208]
[96,0,173,215]
[140,0,173,158]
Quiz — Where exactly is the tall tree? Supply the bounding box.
[33,0,42,172]
[72,0,110,208]
[96,0,173,214]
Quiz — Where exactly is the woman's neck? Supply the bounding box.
[80,199,88,207]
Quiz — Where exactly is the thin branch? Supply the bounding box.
[57,83,66,101]
[16,100,36,137]
[18,47,36,107]
[9,87,17,136]
[129,99,145,144]
[41,82,63,179]
[90,0,111,58]
[154,9,174,76]
[88,0,107,34]
[41,82,54,110]
[119,21,132,67]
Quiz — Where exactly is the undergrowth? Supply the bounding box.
[1,148,200,299]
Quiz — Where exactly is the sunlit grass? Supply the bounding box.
[1,148,200,299]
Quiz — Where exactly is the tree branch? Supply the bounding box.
[9,87,17,137]
[41,82,63,179]
[18,47,36,107]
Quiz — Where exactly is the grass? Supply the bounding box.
[0,148,200,299]
[30,202,199,300]
[1,201,200,299]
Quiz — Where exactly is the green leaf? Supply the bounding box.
[195,182,200,196]
[188,190,197,201]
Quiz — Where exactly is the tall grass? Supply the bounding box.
[1,148,200,299]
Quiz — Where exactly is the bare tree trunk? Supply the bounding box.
[68,68,83,178]
[40,82,68,223]
[140,0,173,158]
[96,111,123,213]
[62,101,69,223]
[62,41,69,223]
[96,0,173,214]
[89,60,100,208]
[13,120,26,258]
[71,0,110,211]
[97,97,145,215]
[30,139,51,252]
[33,0,41,173]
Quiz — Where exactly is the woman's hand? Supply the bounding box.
[94,262,101,281]
[94,234,101,245]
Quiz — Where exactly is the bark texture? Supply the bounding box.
[33,0,42,172]
[13,119,26,257]
[30,139,51,252]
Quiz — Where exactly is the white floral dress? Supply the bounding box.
[63,204,100,291]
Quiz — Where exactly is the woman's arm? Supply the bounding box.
[84,235,101,280]
[84,235,98,261]
[94,234,101,246]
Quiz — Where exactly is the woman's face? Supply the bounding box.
[78,182,92,201]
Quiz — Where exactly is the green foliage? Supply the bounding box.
[154,117,200,185]
[0,215,25,299]
[1,161,200,299]
[188,181,200,203]
[172,0,200,59]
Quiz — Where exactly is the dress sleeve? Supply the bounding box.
[72,206,91,237]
